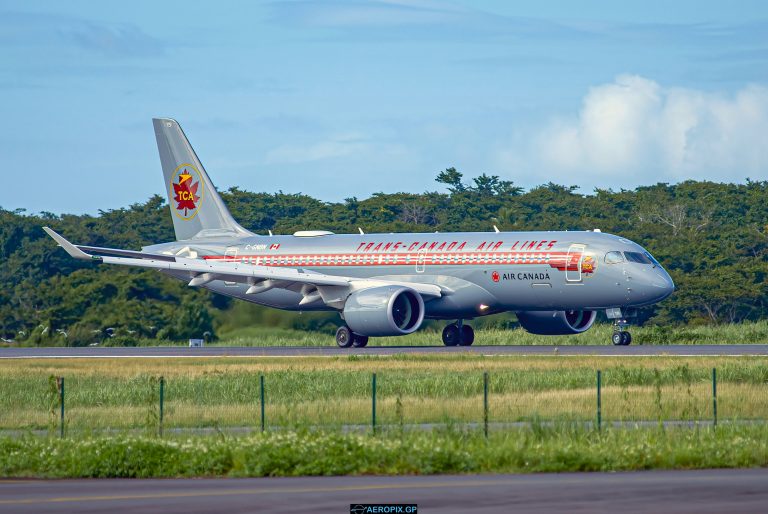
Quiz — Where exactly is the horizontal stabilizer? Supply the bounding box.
[77,245,176,262]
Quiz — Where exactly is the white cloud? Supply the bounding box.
[501,75,768,187]
[264,133,371,165]
[263,133,412,167]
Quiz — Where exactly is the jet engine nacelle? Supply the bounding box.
[516,310,597,335]
[343,285,425,337]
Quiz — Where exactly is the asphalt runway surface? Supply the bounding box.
[1,469,767,513]
[1,344,767,358]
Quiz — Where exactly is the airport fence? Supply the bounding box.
[1,366,761,438]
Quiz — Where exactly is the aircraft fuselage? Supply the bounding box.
[146,230,674,320]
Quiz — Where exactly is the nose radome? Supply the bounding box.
[663,271,675,297]
[650,269,675,301]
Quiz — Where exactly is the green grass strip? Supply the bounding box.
[2,424,767,478]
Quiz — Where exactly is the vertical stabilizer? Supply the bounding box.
[153,118,253,241]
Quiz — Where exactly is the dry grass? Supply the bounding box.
[4,355,766,377]
[1,355,766,430]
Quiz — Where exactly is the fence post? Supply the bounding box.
[712,368,717,428]
[159,376,165,437]
[372,373,377,435]
[260,374,265,432]
[483,371,489,439]
[596,370,602,432]
[58,377,65,439]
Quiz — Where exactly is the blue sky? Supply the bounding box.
[2,0,768,214]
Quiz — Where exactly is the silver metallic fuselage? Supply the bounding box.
[145,230,674,320]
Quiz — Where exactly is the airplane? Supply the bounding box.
[44,118,675,348]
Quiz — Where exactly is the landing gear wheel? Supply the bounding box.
[336,326,354,348]
[352,334,369,348]
[442,324,460,346]
[459,325,474,346]
[611,317,633,346]
[612,331,632,346]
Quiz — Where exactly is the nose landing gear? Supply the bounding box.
[611,319,632,346]
[606,308,635,346]
[442,320,474,346]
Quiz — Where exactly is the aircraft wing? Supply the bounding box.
[43,228,444,305]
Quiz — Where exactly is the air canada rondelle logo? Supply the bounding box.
[171,164,204,220]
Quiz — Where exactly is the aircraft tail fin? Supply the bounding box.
[152,118,253,241]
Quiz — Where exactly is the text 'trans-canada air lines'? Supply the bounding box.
[44,118,674,347]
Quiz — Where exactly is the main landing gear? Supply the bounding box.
[335,325,369,348]
[611,320,632,346]
[442,320,474,346]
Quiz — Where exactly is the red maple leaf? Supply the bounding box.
[173,171,199,215]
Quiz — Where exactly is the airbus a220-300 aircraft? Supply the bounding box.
[45,118,675,347]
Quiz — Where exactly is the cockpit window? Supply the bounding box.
[604,251,624,264]
[644,252,661,267]
[624,251,653,264]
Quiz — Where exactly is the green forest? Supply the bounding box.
[1,169,767,345]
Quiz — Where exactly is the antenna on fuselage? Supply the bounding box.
[268,230,273,237]
[493,225,500,233]
[358,227,364,235]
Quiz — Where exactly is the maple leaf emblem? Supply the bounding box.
[173,170,200,216]
[582,256,596,273]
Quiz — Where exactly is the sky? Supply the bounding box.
[2,0,768,215]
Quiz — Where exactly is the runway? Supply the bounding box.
[1,344,767,358]
[1,469,766,513]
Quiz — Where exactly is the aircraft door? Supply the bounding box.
[224,246,238,286]
[565,244,585,283]
[416,248,426,273]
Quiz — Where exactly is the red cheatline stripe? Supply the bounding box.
[201,251,584,271]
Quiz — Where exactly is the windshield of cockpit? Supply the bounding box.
[605,250,660,266]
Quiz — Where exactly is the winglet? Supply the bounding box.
[42,227,101,261]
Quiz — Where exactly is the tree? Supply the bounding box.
[3,175,768,343]
[435,167,466,193]
[471,173,499,195]
[469,173,522,196]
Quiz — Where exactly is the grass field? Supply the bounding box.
[214,320,768,346]
[1,356,766,431]
[7,321,767,348]
[2,424,768,478]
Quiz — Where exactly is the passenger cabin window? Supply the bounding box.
[605,251,624,264]
[624,251,653,264]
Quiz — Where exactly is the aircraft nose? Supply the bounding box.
[648,268,675,301]
[628,266,675,305]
